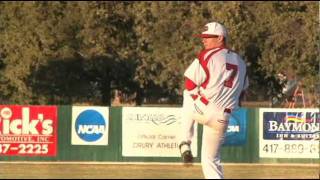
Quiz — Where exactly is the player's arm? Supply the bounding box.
[239,90,246,107]
[185,77,199,100]
[239,74,249,107]
[184,59,206,98]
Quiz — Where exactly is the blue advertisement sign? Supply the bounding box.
[71,106,109,145]
[263,111,319,140]
[259,108,319,158]
[75,110,107,142]
[223,108,247,146]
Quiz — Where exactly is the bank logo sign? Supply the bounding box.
[122,107,198,157]
[71,106,109,145]
[126,112,178,126]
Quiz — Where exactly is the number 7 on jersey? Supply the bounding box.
[224,63,238,88]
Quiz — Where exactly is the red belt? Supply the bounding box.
[224,108,231,114]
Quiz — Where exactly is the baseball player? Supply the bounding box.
[179,22,249,179]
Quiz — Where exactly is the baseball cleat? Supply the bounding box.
[179,141,193,163]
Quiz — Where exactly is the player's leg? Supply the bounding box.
[193,106,229,179]
[200,120,228,179]
[181,90,196,143]
[179,90,196,162]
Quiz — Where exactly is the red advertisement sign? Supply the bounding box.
[0,105,57,156]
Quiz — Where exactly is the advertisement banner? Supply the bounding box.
[71,106,109,145]
[122,107,198,157]
[223,108,247,146]
[0,105,57,156]
[259,108,319,158]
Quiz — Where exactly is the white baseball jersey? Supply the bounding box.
[184,47,249,111]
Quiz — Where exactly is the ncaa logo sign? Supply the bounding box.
[71,106,109,145]
[75,110,105,141]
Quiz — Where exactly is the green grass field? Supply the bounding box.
[0,162,319,179]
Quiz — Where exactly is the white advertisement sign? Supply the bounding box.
[259,108,319,158]
[71,106,109,145]
[122,107,198,157]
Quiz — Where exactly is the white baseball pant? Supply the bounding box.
[182,90,230,179]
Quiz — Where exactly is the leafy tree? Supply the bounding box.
[0,1,318,106]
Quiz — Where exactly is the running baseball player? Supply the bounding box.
[179,22,249,179]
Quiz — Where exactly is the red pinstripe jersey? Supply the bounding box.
[184,47,249,110]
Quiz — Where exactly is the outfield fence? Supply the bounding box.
[0,105,318,164]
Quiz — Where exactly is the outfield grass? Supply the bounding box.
[0,162,318,179]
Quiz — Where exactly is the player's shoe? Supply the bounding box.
[179,141,193,163]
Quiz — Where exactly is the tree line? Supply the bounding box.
[0,1,318,106]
